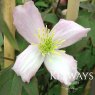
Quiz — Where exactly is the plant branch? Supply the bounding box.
[55,0,61,13]
[0,56,14,61]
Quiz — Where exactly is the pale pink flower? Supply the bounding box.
[12,1,90,86]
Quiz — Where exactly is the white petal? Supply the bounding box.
[13,1,44,43]
[12,45,44,82]
[44,51,78,86]
[51,19,90,48]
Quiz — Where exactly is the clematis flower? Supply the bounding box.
[12,1,90,86]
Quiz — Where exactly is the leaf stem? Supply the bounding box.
[61,85,68,95]
[55,0,61,13]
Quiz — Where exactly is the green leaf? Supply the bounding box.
[43,13,58,24]
[76,10,95,46]
[0,47,3,69]
[80,2,95,12]
[0,68,39,95]
[69,85,84,95]
[22,87,28,95]
[16,0,23,5]
[16,32,28,52]
[0,15,19,50]
[76,49,95,69]
[0,68,22,95]
[0,33,3,47]
[48,85,61,95]
[10,74,22,95]
[66,38,88,56]
[23,77,39,95]
[0,68,14,89]
[0,80,13,95]
[35,1,48,7]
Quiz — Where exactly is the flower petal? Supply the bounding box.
[44,51,78,86]
[13,1,44,43]
[51,19,90,48]
[12,45,44,83]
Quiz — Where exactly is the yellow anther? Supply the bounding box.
[33,26,65,55]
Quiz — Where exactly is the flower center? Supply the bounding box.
[38,27,58,55]
[37,26,65,56]
[39,34,57,55]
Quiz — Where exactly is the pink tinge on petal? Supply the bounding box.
[51,19,91,49]
[23,1,44,32]
[44,51,78,86]
[12,45,44,83]
[13,1,44,44]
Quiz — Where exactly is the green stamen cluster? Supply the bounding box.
[38,27,57,55]
[37,26,65,56]
[39,36,57,55]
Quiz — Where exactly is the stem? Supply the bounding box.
[2,0,15,68]
[92,0,95,4]
[83,80,91,95]
[61,1,80,95]
[61,85,68,95]
[83,67,95,95]
[90,67,95,95]
[55,0,61,13]
[0,56,14,61]
[66,0,80,21]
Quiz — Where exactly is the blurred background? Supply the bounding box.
[0,0,95,95]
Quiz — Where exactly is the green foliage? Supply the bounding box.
[0,15,19,50]
[42,13,59,25]
[16,33,28,52]
[80,2,95,12]
[16,0,23,5]
[0,33,3,47]
[48,85,61,95]
[76,49,95,69]
[0,48,3,70]
[0,0,95,95]
[66,10,95,70]
[22,78,39,95]
[0,67,39,95]
[77,10,95,45]
[69,85,84,95]
[66,8,95,95]
[35,1,48,7]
